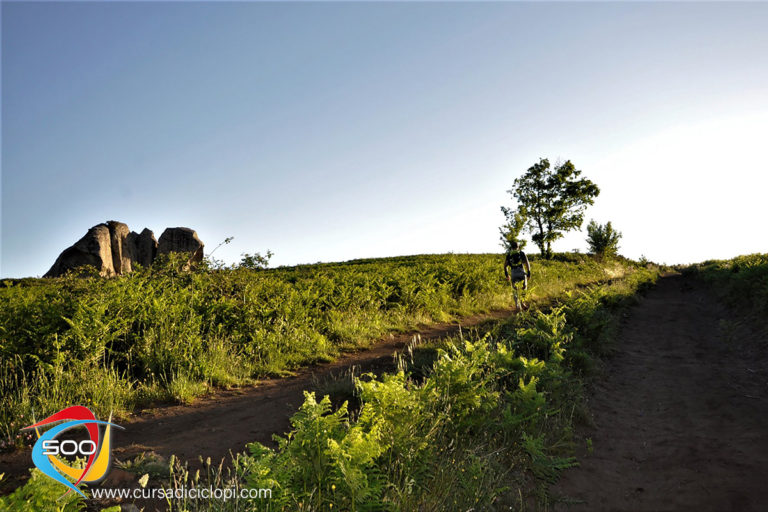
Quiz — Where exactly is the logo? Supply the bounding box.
[22,406,123,498]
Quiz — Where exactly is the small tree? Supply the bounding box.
[239,250,273,270]
[586,220,622,258]
[501,158,599,259]
[498,207,527,251]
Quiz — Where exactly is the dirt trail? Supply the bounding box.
[553,275,768,511]
[0,308,514,492]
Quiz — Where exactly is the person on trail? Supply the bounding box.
[504,241,531,310]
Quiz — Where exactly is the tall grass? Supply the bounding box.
[157,266,660,511]
[0,253,639,452]
[683,253,768,319]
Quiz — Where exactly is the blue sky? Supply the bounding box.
[2,2,767,277]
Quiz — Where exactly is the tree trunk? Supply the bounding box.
[535,215,546,258]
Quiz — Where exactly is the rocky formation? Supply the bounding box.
[44,221,202,277]
[157,227,204,265]
[107,221,132,275]
[126,228,158,268]
[45,224,115,277]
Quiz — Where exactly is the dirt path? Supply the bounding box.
[0,308,514,493]
[553,275,768,511]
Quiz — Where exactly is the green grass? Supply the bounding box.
[682,253,768,321]
[0,469,85,512]
[0,252,641,453]
[158,265,660,511]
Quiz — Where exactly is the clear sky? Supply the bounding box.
[2,1,766,278]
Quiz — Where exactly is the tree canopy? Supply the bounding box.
[501,158,599,258]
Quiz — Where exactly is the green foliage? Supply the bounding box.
[522,432,577,483]
[0,469,85,512]
[242,393,385,511]
[238,250,273,270]
[515,307,571,363]
[685,253,768,321]
[499,207,528,251]
[0,254,648,510]
[586,219,622,258]
[217,266,660,510]
[20,260,654,511]
[0,254,494,447]
[0,254,643,456]
[503,158,600,258]
[164,452,253,512]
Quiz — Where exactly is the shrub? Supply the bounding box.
[0,469,85,512]
[586,220,622,258]
[238,250,273,270]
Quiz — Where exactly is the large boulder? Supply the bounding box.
[45,223,116,277]
[45,222,202,277]
[126,228,158,269]
[157,227,204,267]
[107,220,132,275]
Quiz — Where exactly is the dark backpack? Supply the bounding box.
[507,250,524,268]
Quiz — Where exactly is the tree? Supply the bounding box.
[501,158,599,259]
[239,250,273,270]
[498,207,527,251]
[586,220,622,258]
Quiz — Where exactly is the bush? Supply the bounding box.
[238,250,273,270]
[0,469,85,512]
[586,220,622,258]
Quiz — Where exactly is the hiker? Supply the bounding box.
[504,241,531,309]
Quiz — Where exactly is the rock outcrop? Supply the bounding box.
[107,220,132,275]
[157,228,204,261]
[45,221,202,277]
[45,224,115,277]
[157,227,204,269]
[126,228,158,269]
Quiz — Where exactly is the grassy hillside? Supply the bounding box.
[226,270,660,511]
[1,253,641,453]
[119,266,662,510]
[682,253,768,320]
